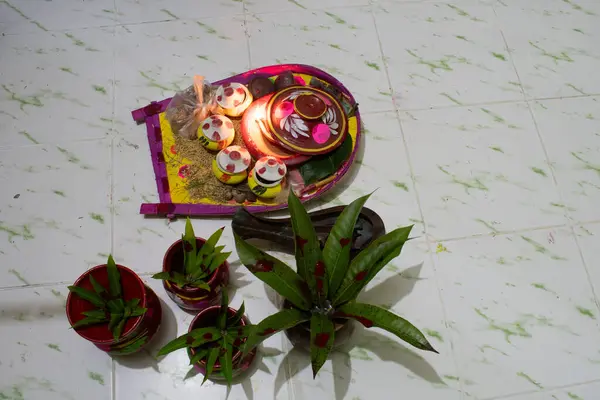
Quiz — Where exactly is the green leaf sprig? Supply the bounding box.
[235,191,437,377]
[152,218,231,290]
[156,291,249,386]
[68,255,147,341]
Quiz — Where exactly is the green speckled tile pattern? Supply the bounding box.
[1,0,599,399]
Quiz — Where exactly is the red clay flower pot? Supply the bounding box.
[162,238,230,312]
[66,264,162,355]
[187,306,256,381]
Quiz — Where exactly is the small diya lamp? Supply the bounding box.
[293,94,327,120]
[212,145,251,185]
[216,83,253,118]
[248,156,287,199]
[198,115,235,151]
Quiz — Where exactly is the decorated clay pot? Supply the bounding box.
[198,115,235,151]
[187,306,256,381]
[282,300,354,350]
[161,238,229,312]
[212,145,252,185]
[66,264,162,355]
[247,156,286,199]
[266,86,348,155]
[216,83,253,117]
[248,77,275,100]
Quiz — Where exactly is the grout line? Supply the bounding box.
[371,5,465,400]
[242,0,253,70]
[496,5,600,318]
[110,0,117,396]
[482,377,600,400]
[430,222,571,244]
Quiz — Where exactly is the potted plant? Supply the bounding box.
[156,291,256,385]
[66,255,162,355]
[235,192,437,377]
[153,218,230,311]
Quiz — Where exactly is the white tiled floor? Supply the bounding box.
[1,0,599,399]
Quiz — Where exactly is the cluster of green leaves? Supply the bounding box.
[156,291,250,386]
[235,191,437,377]
[152,218,231,290]
[68,255,147,341]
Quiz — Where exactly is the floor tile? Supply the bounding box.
[113,17,249,123]
[115,0,244,25]
[0,140,111,287]
[575,222,600,310]
[506,381,600,400]
[316,112,424,235]
[0,28,116,147]
[434,228,600,399]
[246,7,394,113]
[531,97,600,224]
[245,0,368,14]
[0,285,112,400]
[495,0,600,99]
[375,1,522,110]
[0,0,116,33]
[401,102,566,240]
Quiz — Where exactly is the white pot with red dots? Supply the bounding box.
[212,146,251,185]
[197,115,235,151]
[248,156,287,199]
[216,83,253,117]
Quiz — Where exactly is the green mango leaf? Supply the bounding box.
[323,193,371,298]
[108,312,123,332]
[170,271,189,287]
[67,286,105,308]
[288,191,327,304]
[183,218,198,275]
[310,314,335,378]
[299,135,352,185]
[113,318,126,341]
[189,348,209,366]
[126,298,140,309]
[106,255,122,299]
[71,315,108,329]
[130,307,147,317]
[82,309,107,319]
[198,227,225,260]
[244,308,310,353]
[157,334,190,357]
[107,298,125,313]
[208,252,231,273]
[151,272,171,281]
[332,226,412,306]
[190,280,211,291]
[336,302,437,353]
[88,275,107,297]
[228,302,245,327]
[220,339,233,387]
[189,327,223,347]
[202,347,220,385]
[235,233,311,311]
[217,291,229,330]
[227,325,251,340]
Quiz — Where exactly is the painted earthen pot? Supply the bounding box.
[267,86,348,155]
[247,156,287,199]
[216,82,253,117]
[187,306,256,381]
[161,238,229,312]
[212,145,252,185]
[198,114,235,151]
[66,264,162,355]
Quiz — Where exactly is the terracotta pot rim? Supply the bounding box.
[162,238,227,293]
[66,264,146,344]
[188,306,249,368]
